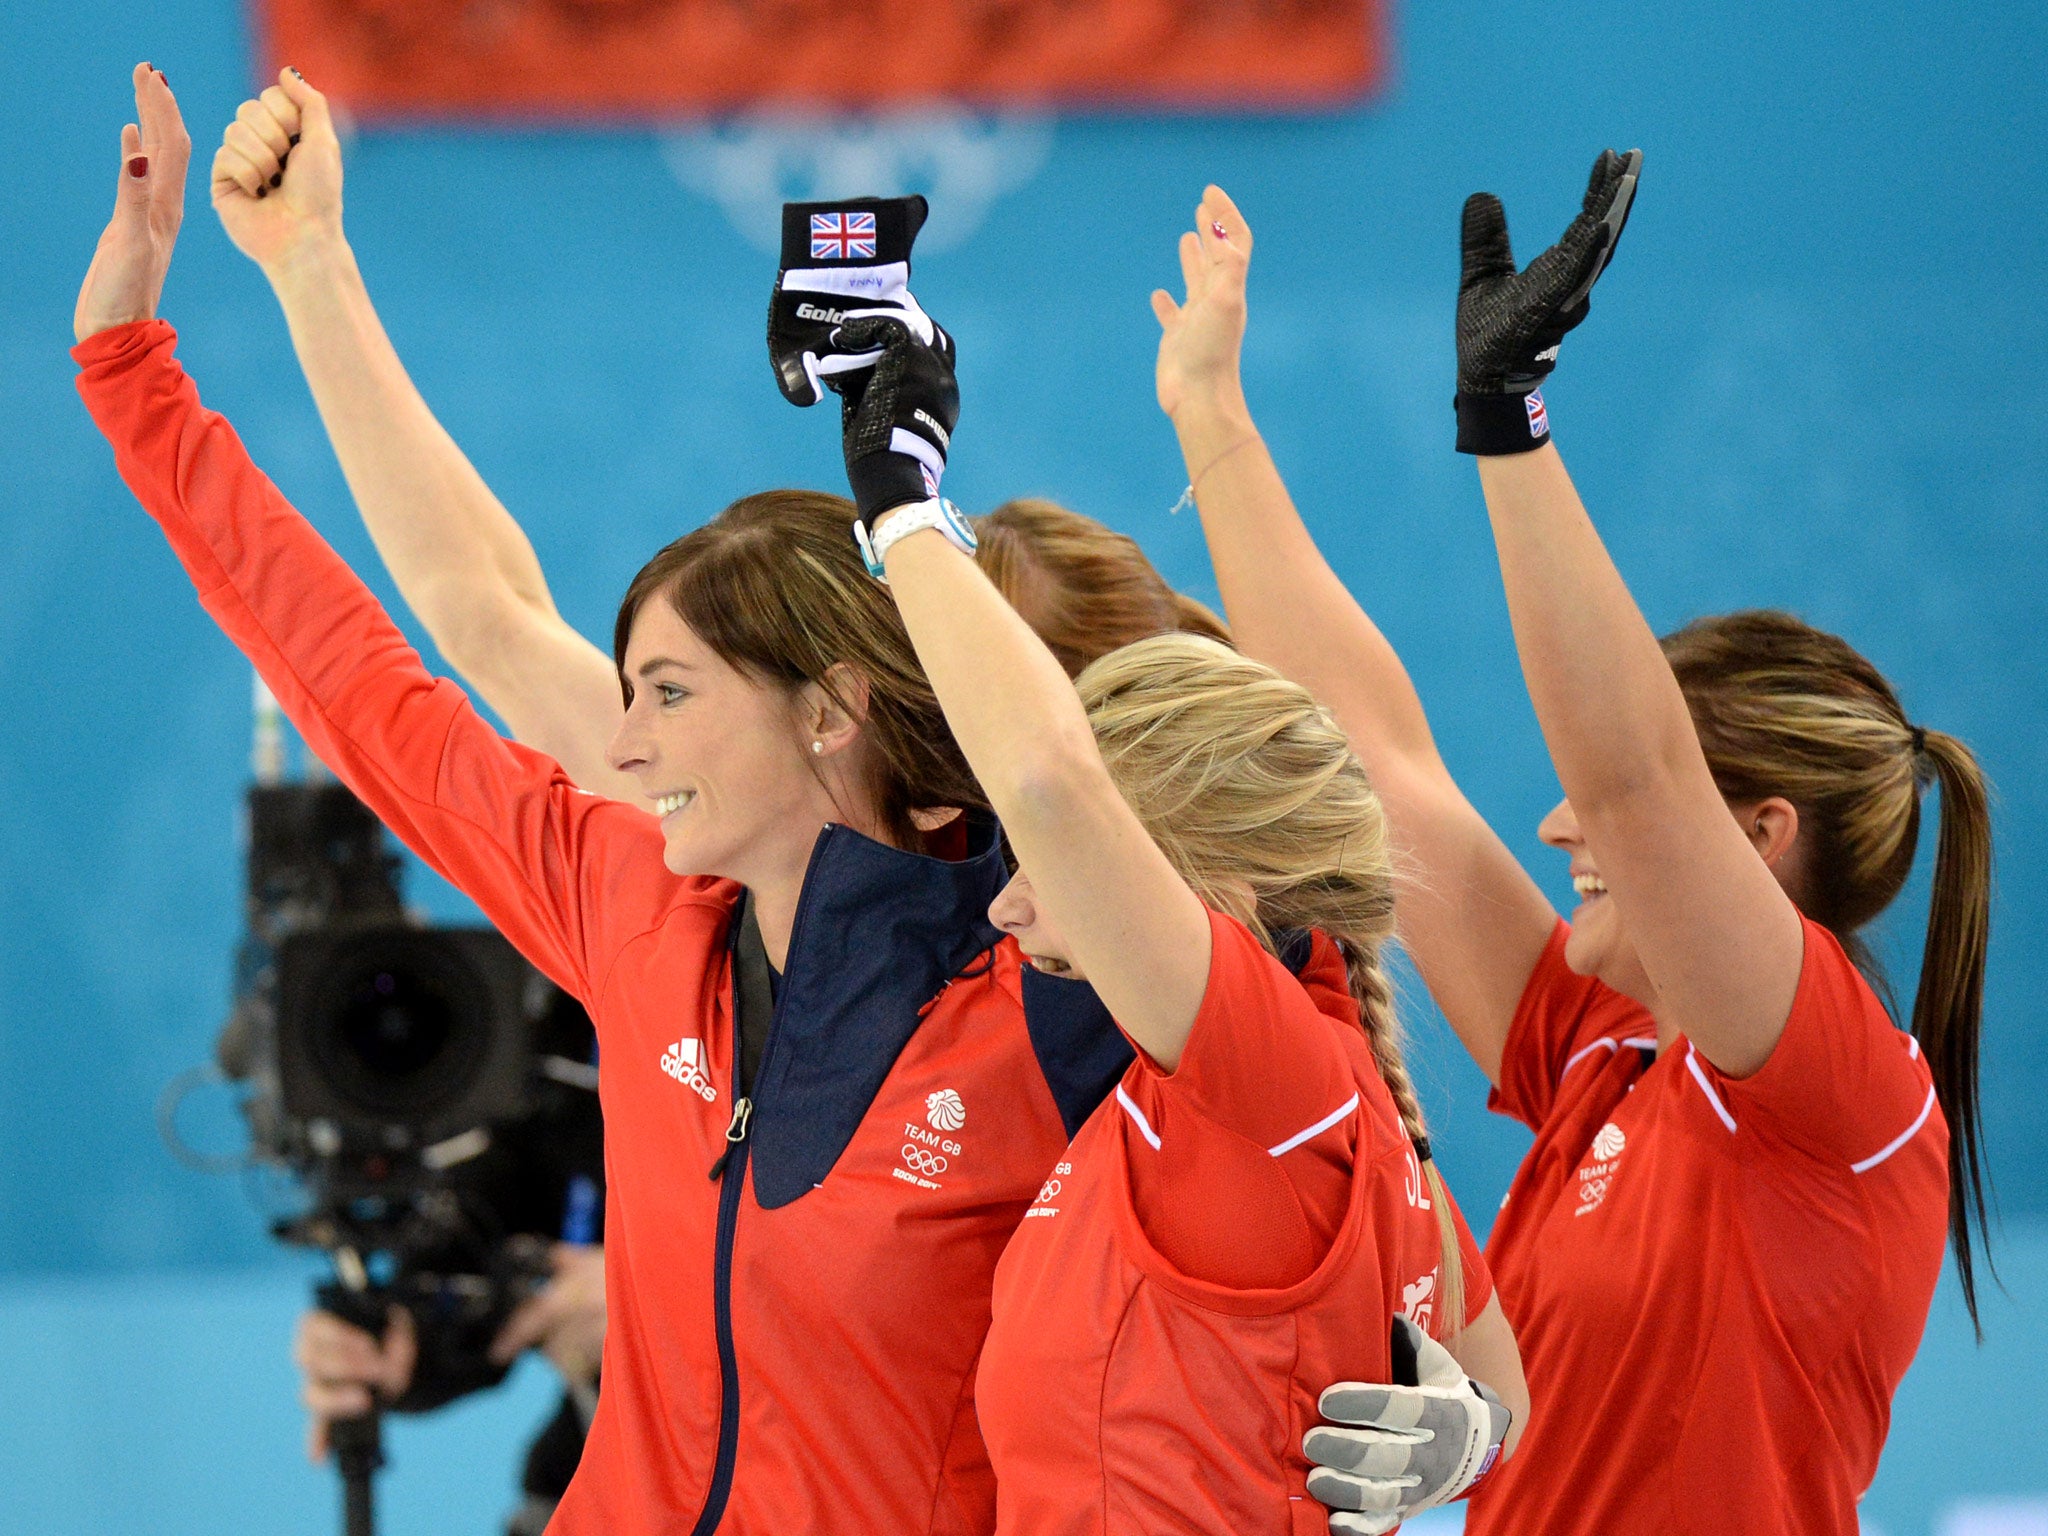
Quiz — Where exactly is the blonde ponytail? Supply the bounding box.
[1077,634,1464,1335]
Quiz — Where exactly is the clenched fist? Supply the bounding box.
[211,66,345,272]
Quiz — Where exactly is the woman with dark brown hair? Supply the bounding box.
[71,67,1185,1536]
[1159,171,1989,1536]
[191,68,1227,1481]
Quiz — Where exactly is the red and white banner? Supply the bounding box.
[251,0,1386,120]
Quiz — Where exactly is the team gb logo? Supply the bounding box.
[926,1089,967,1132]
[1575,1122,1627,1217]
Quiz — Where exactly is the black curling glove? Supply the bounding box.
[1455,148,1642,455]
[833,315,958,527]
[768,195,935,407]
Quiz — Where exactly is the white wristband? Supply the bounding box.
[855,498,978,582]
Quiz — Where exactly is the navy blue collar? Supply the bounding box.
[743,812,1007,1208]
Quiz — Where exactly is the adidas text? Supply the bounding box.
[660,1039,719,1102]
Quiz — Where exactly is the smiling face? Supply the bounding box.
[1538,797,1652,999]
[606,598,851,885]
[1539,792,1802,1007]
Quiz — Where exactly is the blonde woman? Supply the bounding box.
[816,315,1529,1535]
[1162,170,1988,1536]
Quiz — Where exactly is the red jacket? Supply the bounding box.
[1468,919,1946,1536]
[976,913,1492,1536]
[76,321,1134,1535]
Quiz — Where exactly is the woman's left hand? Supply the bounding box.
[74,62,191,343]
[1150,184,1253,421]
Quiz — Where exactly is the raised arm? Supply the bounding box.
[206,70,633,799]
[821,322,1215,1068]
[1478,444,1803,1071]
[1458,155,1803,1076]
[1153,188,1554,1083]
[73,71,669,1007]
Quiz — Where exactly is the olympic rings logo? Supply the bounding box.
[1036,1178,1061,1202]
[902,1145,949,1177]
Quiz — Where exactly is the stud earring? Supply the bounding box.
[811,741,824,755]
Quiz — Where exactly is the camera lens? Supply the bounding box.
[310,941,490,1120]
[339,970,453,1080]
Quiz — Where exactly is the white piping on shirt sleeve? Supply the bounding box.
[1557,1035,1660,1088]
[1558,1037,1620,1083]
[1684,1045,1739,1133]
[1850,1084,1938,1175]
[1115,1084,1162,1150]
[1267,1093,1362,1158]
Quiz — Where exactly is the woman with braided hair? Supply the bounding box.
[816,307,1529,1533]
[1160,164,1989,1536]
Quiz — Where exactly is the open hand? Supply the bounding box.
[73,63,192,343]
[1456,149,1641,397]
[211,67,345,272]
[1149,185,1253,420]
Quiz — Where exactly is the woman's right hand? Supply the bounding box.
[211,67,346,274]
[292,1304,418,1462]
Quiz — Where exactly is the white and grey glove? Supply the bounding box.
[1303,1316,1512,1535]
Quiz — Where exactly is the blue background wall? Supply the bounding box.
[0,1,2043,1532]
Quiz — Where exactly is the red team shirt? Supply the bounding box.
[977,912,1491,1536]
[1468,917,1948,1536]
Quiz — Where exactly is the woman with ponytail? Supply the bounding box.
[1160,171,1989,1536]
[823,315,1527,1534]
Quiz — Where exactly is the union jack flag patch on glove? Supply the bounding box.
[811,211,877,260]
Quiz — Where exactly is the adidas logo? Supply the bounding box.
[660,1038,719,1102]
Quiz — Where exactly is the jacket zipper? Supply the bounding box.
[689,1089,752,1536]
[689,842,828,1534]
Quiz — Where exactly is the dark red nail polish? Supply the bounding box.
[127,156,148,178]
[155,69,168,85]
[289,133,301,146]
[256,185,267,199]
[270,172,282,188]
[287,66,303,79]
